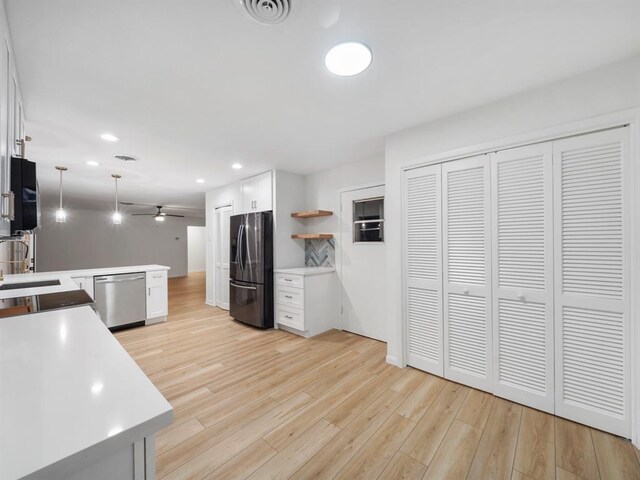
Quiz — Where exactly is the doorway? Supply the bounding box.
[339,184,386,341]
[214,205,232,310]
[187,226,206,274]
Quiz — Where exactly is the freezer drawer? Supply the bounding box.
[230,280,272,328]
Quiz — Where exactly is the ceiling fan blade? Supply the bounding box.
[165,214,185,218]
[130,213,154,216]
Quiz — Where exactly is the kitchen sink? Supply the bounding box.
[0,280,61,290]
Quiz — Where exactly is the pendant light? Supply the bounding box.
[55,166,68,222]
[111,174,122,224]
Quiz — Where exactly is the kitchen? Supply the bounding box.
[2,1,640,480]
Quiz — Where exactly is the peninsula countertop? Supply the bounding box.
[0,305,173,480]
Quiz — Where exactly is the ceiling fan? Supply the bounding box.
[128,205,184,222]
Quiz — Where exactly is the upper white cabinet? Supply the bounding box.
[241,171,272,213]
[0,19,25,237]
[146,270,168,322]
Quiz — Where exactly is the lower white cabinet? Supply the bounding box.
[71,276,94,299]
[146,270,168,323]
[274,269,336,337]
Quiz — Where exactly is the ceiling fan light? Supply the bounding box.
[112,212,122,225]
[155,215,165,222]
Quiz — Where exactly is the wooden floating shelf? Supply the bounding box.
[291,233,334,240]
[291,210,333,219]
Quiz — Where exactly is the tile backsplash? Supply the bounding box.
[305,238,335,268]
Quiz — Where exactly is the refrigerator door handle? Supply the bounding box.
[230,282,257,290]
[236,224,245,271]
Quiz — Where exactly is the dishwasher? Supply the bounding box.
[94,272,147,330]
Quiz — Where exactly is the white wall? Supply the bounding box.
[36,203,205,277]
[384,55,640,367]
[187,226,206,272]
[273,170,305,269]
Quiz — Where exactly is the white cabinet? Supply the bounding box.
[72,276,95,299]
[146,270,168,323]
[241,171,272,213]
[274,270,335,337]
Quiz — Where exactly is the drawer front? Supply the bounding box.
[146,270,167,287]
[276,286,304,309]
[276,305,305,331]
[276,273,303,289]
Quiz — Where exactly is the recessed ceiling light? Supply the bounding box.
[100,133,119,142]
[196,178,205,184]
[86,160,100,166]
[232,163,242,170]
[325,42,372,77]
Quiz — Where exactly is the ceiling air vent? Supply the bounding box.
[240,0,290,25]
[114,154,137,162]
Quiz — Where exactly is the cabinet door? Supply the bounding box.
[240,178,255,213]
[254,171,273,212]
[0,43,9,237]
[404,163,443,376]
[146,271,168,319]
[442,155,492,391]
[491,143,554,412]
[553,128,631,437]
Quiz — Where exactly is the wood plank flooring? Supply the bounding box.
[115,273,640,480]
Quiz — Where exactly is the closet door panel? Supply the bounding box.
[443,156,492,391]
[404,164,443,375]
[554,127,630,437]
[491,143,554,412]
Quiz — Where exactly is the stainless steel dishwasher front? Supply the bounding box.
[94,272,147,329]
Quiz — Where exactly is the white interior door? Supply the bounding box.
[404,164,443,375]
[215,205,232,310]
[443,155,492,392]
[340,185,386,341]
[491,143,554,412]
[553,127,631,437]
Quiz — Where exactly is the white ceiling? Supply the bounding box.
[6,0,640,213]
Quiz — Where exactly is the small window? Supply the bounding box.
[353,197,384,243]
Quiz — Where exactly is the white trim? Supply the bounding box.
[386,355,402,367]
[397,108,640,443]
[205,300,215,307]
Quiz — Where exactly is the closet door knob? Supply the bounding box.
[518,293,526,301]
[462,288,469,295]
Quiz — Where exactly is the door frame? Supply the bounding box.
[398,107,640,446]
[214,204,233,310]
[337,182,385,333]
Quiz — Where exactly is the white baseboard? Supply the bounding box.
[386,355,403,368]
[205,300,215,306]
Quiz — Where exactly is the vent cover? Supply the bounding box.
[240,0,290,25]
[114,154,137,162]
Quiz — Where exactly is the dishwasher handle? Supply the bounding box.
[95,275,146,284]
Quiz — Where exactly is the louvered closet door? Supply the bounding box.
[443,156,492,391]
[491,144,554,413]
[404,164,443,375]
[554,127,631,437]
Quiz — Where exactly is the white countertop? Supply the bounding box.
[0,265,170,300]
[274,267,335,276]
[0,306,173,480]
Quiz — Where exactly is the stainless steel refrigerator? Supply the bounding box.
[229,211,273,328]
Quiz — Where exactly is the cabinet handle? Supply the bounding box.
[284,295,293,299]
[284,315,293,319]
[284,278,293,282]
[1,191,15,221]
[148,287,151,296]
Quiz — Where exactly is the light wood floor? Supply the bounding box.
[115,273,640,480]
